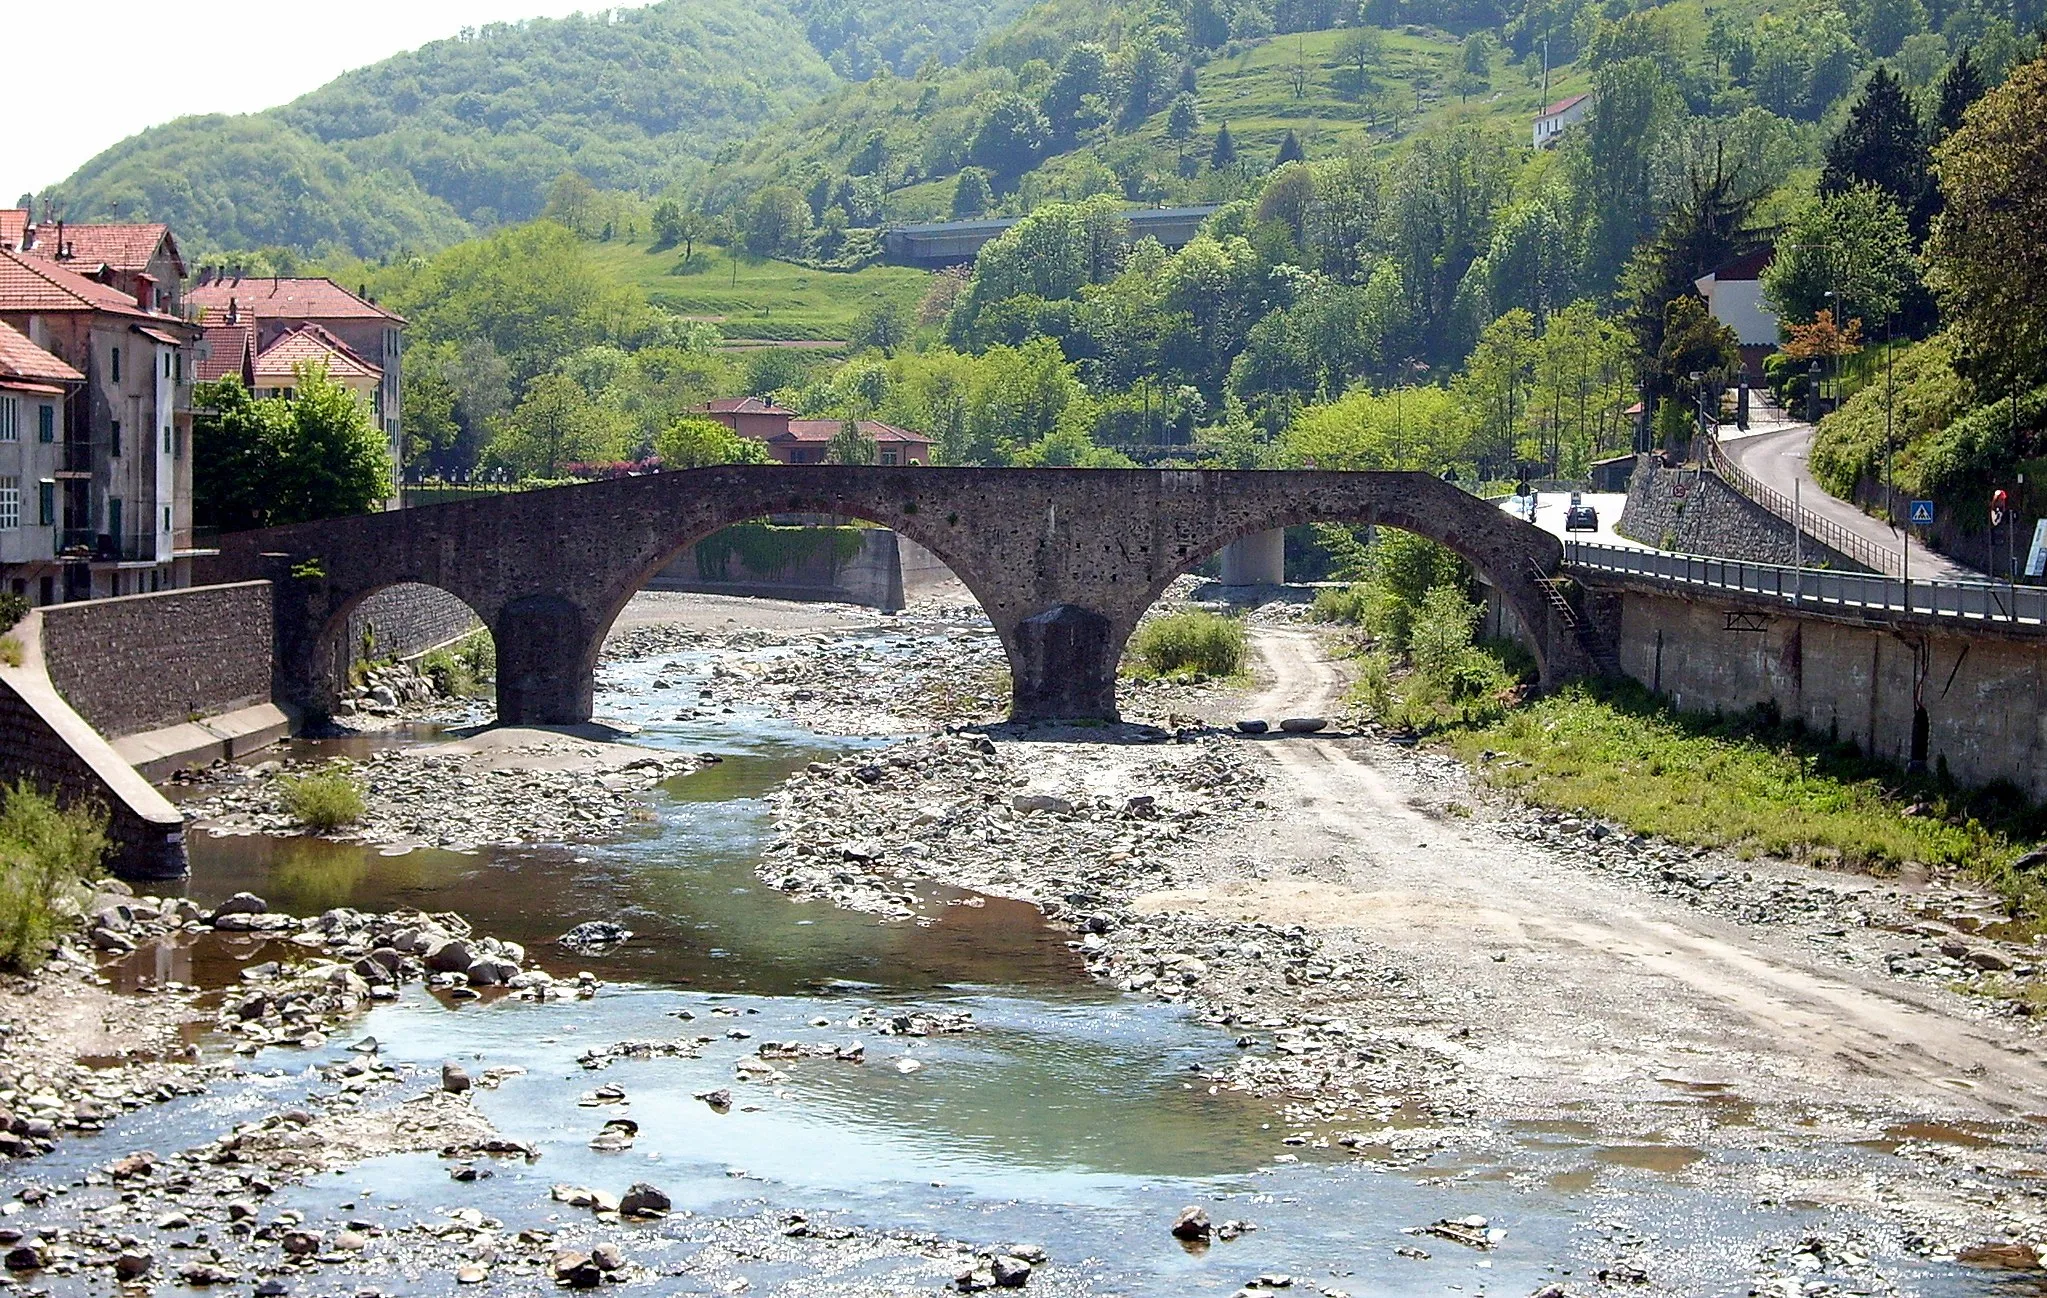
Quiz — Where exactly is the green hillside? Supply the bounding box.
[582,239,933,343]
[39,0,1029,259]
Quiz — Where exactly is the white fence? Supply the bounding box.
[1562,539,2047,628]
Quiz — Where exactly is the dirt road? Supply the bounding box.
[1188,627,2047,1125]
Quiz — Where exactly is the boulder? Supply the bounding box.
[1278,717,1328,733]
[1170,1206,1213,1241]
[1234,719,1269,735]
[441,1063,472,1094]
[211,892,269,920]
[1012,793,1075,816]
[424,939,474,974]
[618,1182,671,1218]
[552,1252,603,1288]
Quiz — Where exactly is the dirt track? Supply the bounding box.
[1172,627,2047,1124]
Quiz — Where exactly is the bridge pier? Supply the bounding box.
[1219,529,1286,586]
[1009,604,1121,722]
[494,595,596,725]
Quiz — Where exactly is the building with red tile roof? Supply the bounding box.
[696,399,932,465]
[254,324,383,397]
[0,322,87,605]
[1533,91,1592,149]
[194,323,256,386]
[0,319,86,389]
[0,212,188,316]
[0,247,199,602]
[187,274,406,500]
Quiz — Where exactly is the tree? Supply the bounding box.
[1210,122,1239,171]
[1935,48,1985,136]
[1576,57,1683,288]
[1274,129,1306,168]
[193,365,392,530]
[970,92,1050,185]
[1044,44,1111,141]
[743,187,812,257]
[1454,309,1537,471]
[1761,185,1921,328]
[1336,27,1386,96]
[1617,143,1761,396]
[654,416,769,469]
[1927,53,2047,391]
[952,169,993,218]
[1781,307,1863,362]
[1166,93,1201,162]
[1656,295,1742,393]
[401,348,461,473]
[488,372,627,477]
[652,201,710,258]
[1821,66,1934,237]
[1849,0,1928,58]
[542,171,598,236]
[853,300,909,355]
[825,418,878,465]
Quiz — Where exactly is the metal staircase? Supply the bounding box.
[1530,559,1623,677]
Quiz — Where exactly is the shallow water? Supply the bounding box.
[77,630,2033,1294]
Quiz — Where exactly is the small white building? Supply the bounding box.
[1532,92,1591,149]
[1693,247,1779,380]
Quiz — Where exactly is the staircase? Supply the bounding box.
[1530,559,1623,678]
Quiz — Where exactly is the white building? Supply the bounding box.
[1532,92,1591,149]
[1694,247,1780,380]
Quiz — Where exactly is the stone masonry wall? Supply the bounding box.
[346,583,483,664]
[40,582,274,739]
[1617,458,1870,572]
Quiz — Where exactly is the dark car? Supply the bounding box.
[1564,503,1599,532]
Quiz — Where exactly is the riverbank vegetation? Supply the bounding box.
[1128,609,1248,679]
[0,785,108,972]
[279,770,367,834]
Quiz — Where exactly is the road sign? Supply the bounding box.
[1910,500,1935,526]
[1992,489,2009,528]
[2029,520,2047,578]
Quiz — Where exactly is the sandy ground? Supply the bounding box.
[606,588,890,634]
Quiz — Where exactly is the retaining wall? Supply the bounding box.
[1618,458,1870,572]
[1599,581,2047,798]
[40,582,274,739]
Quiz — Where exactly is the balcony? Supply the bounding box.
[55,529,97,557]
[55,532,158,563]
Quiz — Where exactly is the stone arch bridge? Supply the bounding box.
[200,467,1590,724]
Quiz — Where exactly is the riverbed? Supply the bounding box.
[10,594,2045,1295]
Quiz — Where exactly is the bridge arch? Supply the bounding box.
[309,581,499,722]
[202,466,1584,728]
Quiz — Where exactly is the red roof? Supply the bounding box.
[1536,92,1590,118]
[0,248,164,320]
[195,322,256,384]
[188,276,405,325]
[1705,246,1774,282]
[704,396,796,416]
[254,323,382,381]
[778,419,930,445]
[0,319,84,386]
[0,211,26,248]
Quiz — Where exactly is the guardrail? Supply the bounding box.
[1563,539,2047,628]
[1700,434,1904,577]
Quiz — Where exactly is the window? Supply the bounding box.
[0,396,15,441]
[162,505,171,532]
[109,497,122,539]
[110,346,121,384]
[163,352,172,378]
[173,350,183,383]
[37,481,54,526]
[162,424,172,455]
[110,419,122,458]
[37,405,53,442]
[0,477,17,530]
[881,449,899,466]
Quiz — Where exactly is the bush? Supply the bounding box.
[279,768,366,833]
[1310,585,1372,624]
[0,637,19,668]
[420,631,496,698]
[1129,609,1248,678]
[0,783,108,972]
[0,591,26,634]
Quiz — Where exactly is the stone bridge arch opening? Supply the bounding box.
[317,581,497,722]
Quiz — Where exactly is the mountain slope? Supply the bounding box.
[43,0,1028,258]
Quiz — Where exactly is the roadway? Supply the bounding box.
[1498,490,1645,551]
[1718,400,1982,582]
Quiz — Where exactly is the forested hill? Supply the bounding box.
[37,0,1030,259]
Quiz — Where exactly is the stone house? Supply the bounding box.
[187,275,405,502]
[0,248,199,603]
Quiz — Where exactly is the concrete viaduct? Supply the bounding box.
[200,466,1591,725]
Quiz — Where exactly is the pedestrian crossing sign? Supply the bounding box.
[1910,500,1935,526]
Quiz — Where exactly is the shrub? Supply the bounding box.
[0,637,19,668]
[1129,609,1248,678]
[0,591,26,634]
[279,768,366,833]
[0,783,108,971]
[1310,585,1372,624]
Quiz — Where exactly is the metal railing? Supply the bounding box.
[1563,539,2047,628]
[1700,434,1904,577]
[57,441,93,474]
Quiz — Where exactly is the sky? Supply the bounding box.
[4,0,600,204]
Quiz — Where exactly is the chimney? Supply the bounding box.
[134,273,156,311]
[53,221,64,259]
[227,297,239,326]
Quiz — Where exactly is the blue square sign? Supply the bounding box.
[1909,500,1935,526]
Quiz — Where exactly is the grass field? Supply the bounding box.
[584,239,936,344]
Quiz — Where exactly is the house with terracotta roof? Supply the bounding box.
[0,248,199,602]
[1533,92,1591,149]
[187,274,406,501]
[698,399,933,466]
[0,321,86,606]
[0,211,187,318]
